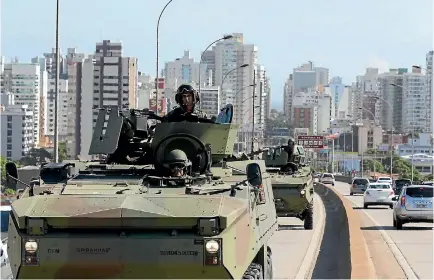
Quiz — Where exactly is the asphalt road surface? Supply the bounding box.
[334,181,433,279]
[270,193,324,280]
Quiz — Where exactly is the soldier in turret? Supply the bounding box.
[163,84,207,122]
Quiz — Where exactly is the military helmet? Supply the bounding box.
[175,84,200,105]
[163,149,191,167]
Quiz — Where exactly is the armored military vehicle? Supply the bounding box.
[262,138,314,230]
[5,104,278,279]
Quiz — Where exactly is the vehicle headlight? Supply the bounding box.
[205,240,219,253]
[25,240,38,253]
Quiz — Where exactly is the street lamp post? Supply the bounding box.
[374,96,394,179]
[220,64,249,93]
[251,69,256,153]
[358,107,377,177]
[198,35,234,96]
[53,0,60,162]
[390,83,415,181]
[155,0,174,116]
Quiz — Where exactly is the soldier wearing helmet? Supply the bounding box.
[163,84,207,122]
[162,149,191,177]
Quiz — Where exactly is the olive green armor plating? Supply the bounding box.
[5,104,278,279]
[262,138,314,230]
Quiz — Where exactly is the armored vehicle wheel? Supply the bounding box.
[242,263,264,279]
[303,202,314,230]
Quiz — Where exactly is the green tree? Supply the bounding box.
[422,173,433,181]
[3,188,15,195]
[19,148,52,166]
[381,155,422,181]
[1,156,7,183]
[362,159,385,173]
[59,142,68,162]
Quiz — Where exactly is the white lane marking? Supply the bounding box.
[361,209,418,279]
[338,183,418,279]
[295,193,326,279]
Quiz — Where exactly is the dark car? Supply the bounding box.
[394,179,412,195]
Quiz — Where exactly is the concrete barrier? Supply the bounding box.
[312,182,376,279]
[311,182,351,279]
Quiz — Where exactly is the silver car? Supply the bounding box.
[350,177,370,195]
[392,185,434,230]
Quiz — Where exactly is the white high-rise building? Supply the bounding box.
[292,88,332,134]
[292,62,329,93]
[66,55,89,158]
[200,86,220,117]
[66,56,95,160]
[283,74,294,118]
[378,70,404,132]
[426,51,433,133]
[402,69,428,133]
[92,40,138,117]
[324,79,352,120]
[45,78,69,141]
[137,72,153,109]
[163,50,206,92]
[201,33,258,124]
[1,61,46,145]
[1,104,34,160]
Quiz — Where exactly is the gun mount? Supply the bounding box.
[88,104,238,178]
[262,138,308,174]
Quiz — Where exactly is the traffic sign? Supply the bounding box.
[296,135,325,148]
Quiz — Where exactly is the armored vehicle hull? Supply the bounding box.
[270,166,314,229]
[263,144,315,229]
[8,193,276,279]
[6,104,278,279]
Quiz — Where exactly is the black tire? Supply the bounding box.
[332,183,335,186]
[389,204,393,209]
[395,216,403,230]
[242,262,263,279]
[350,192,353,196]
[267,250,273,279]
[304,202,314,230]
[363,204,368,209]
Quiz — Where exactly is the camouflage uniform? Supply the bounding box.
[163,106,208,122]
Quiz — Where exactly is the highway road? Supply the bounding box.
[0,194,325,279]
[334,181,433,279]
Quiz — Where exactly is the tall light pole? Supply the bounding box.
[198,35,234,96]
[220,64,249,92]
[391,83,415,180]
[251,69,256,153]
[155,0,173,116]
[53,0,60,162]
[358,107,377,177]
[346,114,354,175]
[374,96,394,179]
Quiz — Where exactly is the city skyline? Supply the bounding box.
[1,0,432,110]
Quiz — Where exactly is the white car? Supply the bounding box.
[376,176,393,185]
[363,183,395,209]
[319,173,335,186]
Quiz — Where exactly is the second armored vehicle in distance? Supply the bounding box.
[262,139,314,230]
[5,104,278,279]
